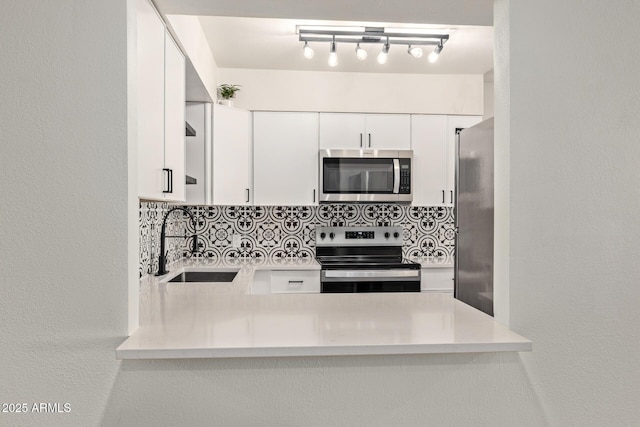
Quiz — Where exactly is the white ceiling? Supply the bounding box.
[158,0,494,75]
[199,17,493,75]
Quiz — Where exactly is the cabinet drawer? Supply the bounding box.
[270,270,320,294]
[421,268,454,292]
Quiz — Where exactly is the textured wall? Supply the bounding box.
[3,0,640,426]
[507,0,640,424]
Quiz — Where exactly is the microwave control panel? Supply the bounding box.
[399,159,411,194]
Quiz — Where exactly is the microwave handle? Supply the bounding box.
[393,159,400,194]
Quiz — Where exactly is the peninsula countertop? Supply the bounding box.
[117,257,531,359]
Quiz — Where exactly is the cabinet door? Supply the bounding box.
[213,105,251,205]
[411,115,448,206]
[319,113,365,149]
[136,0,165,200]
[445,116,482,206]
[163,32,186,202]
[421,268,454,292]
[270,270,320,294]
[253,112,319,205]
[364,114,411,149]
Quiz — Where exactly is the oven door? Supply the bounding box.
[319,150,403,202]
[320,269,421,293]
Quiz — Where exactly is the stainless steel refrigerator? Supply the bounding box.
[454,118,494,316]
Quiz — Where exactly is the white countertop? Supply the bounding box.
[117,258,531,359]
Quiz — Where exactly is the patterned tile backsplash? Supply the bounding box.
[140,203,455,277]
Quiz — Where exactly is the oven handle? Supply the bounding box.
[322,269,420,282]
[393,159,400,194]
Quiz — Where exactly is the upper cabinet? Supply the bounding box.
[136,0,185,202]
[212,105,252,205]
[253,112,319,206]
[319,113,410,149]
[163,33,186,202]
[411,114,482,206]
[411,115,449,206]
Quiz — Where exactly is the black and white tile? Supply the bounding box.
[139,202,189,277]
[140,203,455,276]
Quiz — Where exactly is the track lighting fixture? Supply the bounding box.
[298,26,448,67]
[328,37,338,67]
[407,45,423,58]
[428,43,443,63]
[377,40,390,64]
[355,43,368,61]
[303,41,314,59]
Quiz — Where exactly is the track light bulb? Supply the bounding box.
[303,41,314,59]
[328,42,338,67]
[407,45,423,58]
[355,43,368,61]
[428,43,443,63]
[377,43,390,65]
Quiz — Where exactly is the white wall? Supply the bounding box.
[503,0,640,424]
[166,14,218,100]
[483,73,494,119]
[3,0,640,426]
[218,68,484,115]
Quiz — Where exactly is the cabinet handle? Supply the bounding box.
[245,188,250,203]
[450,190,453,204]
[163,168,173,193]
[313,189,316,203]
[288,280,303,285]
[360,133,363,147]
[442,190,445,204]
[368,133,371,147]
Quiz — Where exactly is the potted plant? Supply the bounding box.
[217,84,241,107]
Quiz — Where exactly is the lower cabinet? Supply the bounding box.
[252,270,320,294]
[421,267,454,292]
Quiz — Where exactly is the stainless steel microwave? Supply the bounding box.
[319,149,413,203]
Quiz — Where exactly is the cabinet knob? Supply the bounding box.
[329,232,335,239]
[393,232,400,238]
[320,232,326,239]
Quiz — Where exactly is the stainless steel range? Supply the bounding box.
[315,226,421,293]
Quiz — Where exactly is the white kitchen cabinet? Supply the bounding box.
[270,270,320,294]
[212,105,252,205]
[253,112,319,206]
[410,114,482,206]
[445,115,482,205]
[135,0,186,202]
[136,0,165,200]
[319,113,410,149]
[163,32,186,202]
[363,114,411,149]
[251,270,320,294]
[411,115,448,206]
[421,267,454,292]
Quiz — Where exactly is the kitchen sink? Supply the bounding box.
[166,269,239,283]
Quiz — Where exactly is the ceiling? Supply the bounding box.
[199,16,493,75]
[155,0,494,26]
[158,0,494,76]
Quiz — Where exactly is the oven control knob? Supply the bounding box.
[393,232,400,239]
[329,232,335,239]
[320,232,326,239]
[384,232,390,239]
